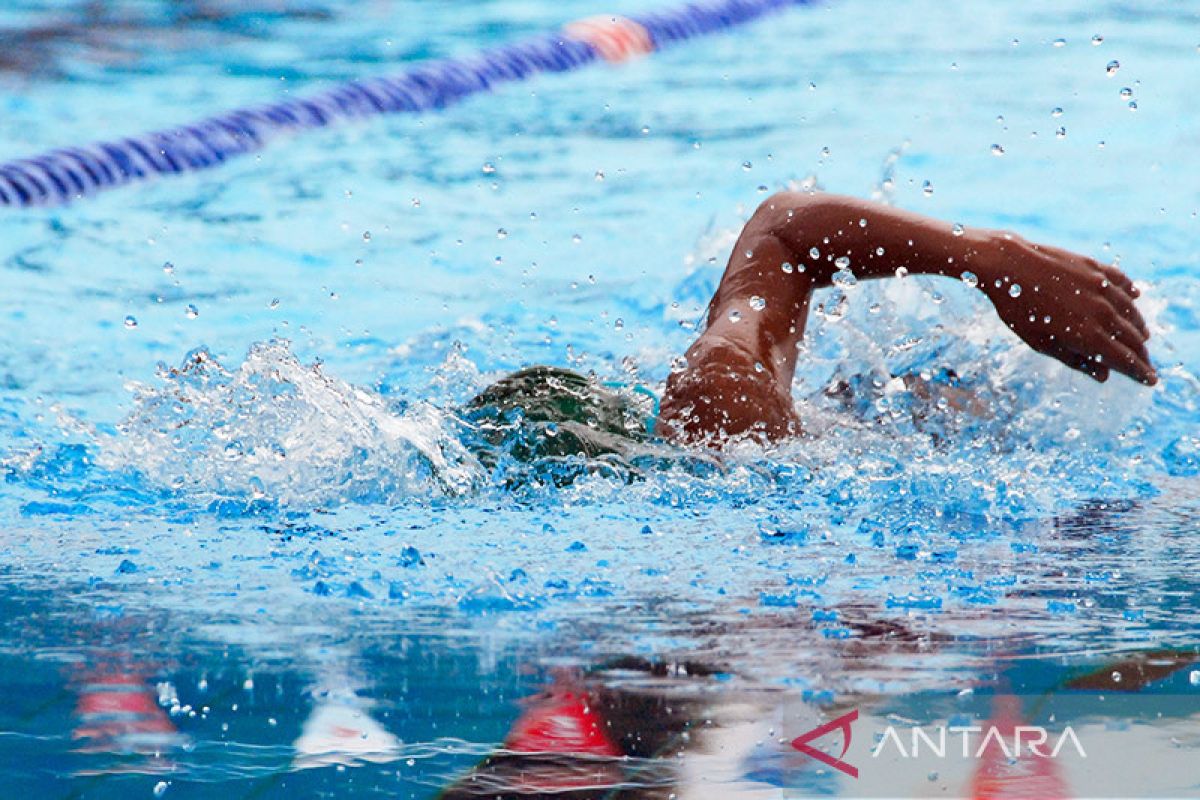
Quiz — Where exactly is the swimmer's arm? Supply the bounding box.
[657,192,1154,445]
[723,191,1155,385]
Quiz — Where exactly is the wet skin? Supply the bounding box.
[657,191,1156,445]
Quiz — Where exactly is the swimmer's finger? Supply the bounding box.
[1070,354,1110,383]
[1107,312,1151,366]
[1061,350,1108,382]
[1096,335,1157,385]
[1105,288,1150,338]
[1099,262,1139,298]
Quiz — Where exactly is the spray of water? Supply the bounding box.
[97,341,482,508]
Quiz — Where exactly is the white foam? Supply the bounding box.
[99,340,482,507]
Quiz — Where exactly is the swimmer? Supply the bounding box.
[464,192,1154,457]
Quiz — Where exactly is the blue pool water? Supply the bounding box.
[1,1,1199,797]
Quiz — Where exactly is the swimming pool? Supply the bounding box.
[1,0,1198,796]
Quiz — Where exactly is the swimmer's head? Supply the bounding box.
[461,366,651,462]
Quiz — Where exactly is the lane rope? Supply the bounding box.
[0,0,811,207]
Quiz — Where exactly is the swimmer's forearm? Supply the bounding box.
[735,191,1154,385]
[741,191,1002,289]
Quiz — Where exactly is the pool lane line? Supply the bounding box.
[0,0,813,207]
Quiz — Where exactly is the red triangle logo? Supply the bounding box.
[790,708,859,779]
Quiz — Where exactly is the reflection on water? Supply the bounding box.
[1,555,1197,799]
[73,668,187,761]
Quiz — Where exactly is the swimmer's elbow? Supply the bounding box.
[746,190,844,240]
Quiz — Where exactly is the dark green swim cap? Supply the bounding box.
[461,366,651,463]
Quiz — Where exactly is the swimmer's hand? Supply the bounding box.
[978,232,1156,385]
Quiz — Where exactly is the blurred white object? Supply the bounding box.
[292,682,401,770]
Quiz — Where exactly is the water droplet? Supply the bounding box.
[1106,59,1120,75]
[1091,34,1104,46]
[185,304,198,319]
[822,294,849,320]
[749,296,766,311]
[594,170,605,181]
[1051,106,1064,117]
[834,256,851,268]
[481,162,496,174]
[922,180,934,196]
[269,298,280,309]
[614,318,624,329]
[858,218,867,227]
[728,309,743,323]
[162,261,175,275]
[895,267,909,279]
[153,782,169,798]
[952,223,965,236]
[990,144,1005,156]
[243,678,254,691]
[820,146,831,158]
[742,161,753,171]
[1056,126,1067,139]
[124,315,138,329]
[781,262,794,274]
[1120,86,1133,99]
[875,246,885,256]
[1111,671,1123,682]
[928,772,939,782]
[571,234,582,244]
[496,228,508,239]
[640,125,650,135]
[1009,284,1023,298]
[1128,100,1138,111]
[362,231,372,243]
[832,269,857,289]
[809,247,820,260]
[1053,38,1066,48]
[960,271,979,288]
[1189,670,1200,686]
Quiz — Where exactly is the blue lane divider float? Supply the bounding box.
[0,0,810,207]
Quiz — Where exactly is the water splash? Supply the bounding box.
[98,341,482,508]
